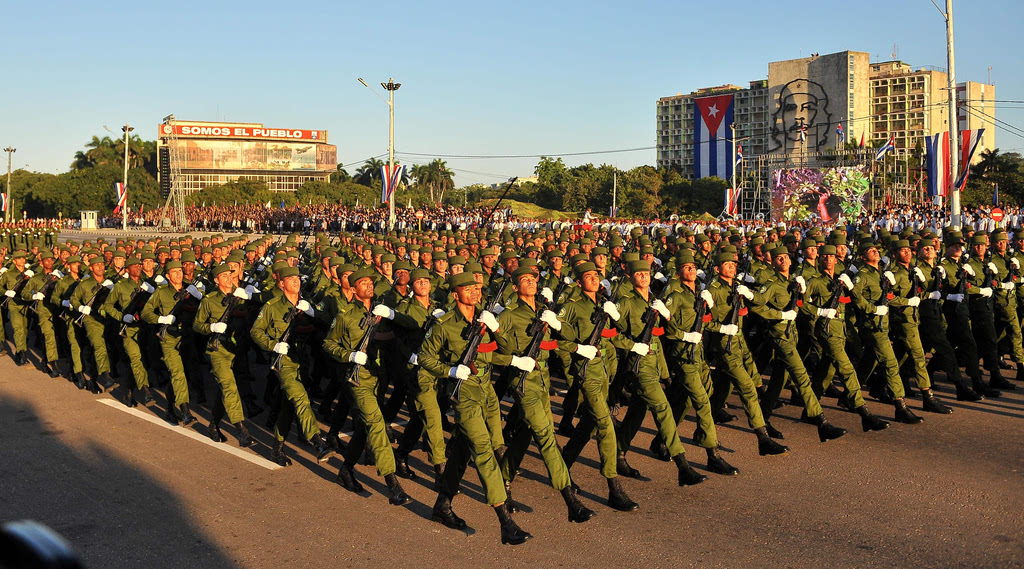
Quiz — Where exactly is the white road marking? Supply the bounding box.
[97,399,282,471]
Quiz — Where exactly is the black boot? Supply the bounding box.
[310,433,334,463]
[615,451,642,479]
[955,383,982,402]
[270,441,292,467]
[706,448,739,475]
[326,430,347,454]
[922,389,953,414]
[73,372,87,391]
[1017,363,1024,383]
[764,421,785,440]
[649,438,671,462]
[123,387,137,408]
[807,414,847,442]
[44,360,60,378]
[98,372,115,390]
[606,477,639,511]
[893,398,923,424]
[336,465,363,493]
[165,405,181,426]
[561,486,596,523]
[243,396,264,418]
[856,405,890,432]
[823,383,842,398]
[208,421,228,443]
[755,427,789,456]
[990,373,1017,391]
[14,351,27,366]
[139,386,154,404]
[433,463,445,491]
[712,408,737,424]
[384,473,411,506]
[431,492,467,530]
[179,403,197,427]
[394,452,416,480]
[837,391,858,412]
[234,421,256,447]
[503,479,525,513]
[673,454,708,486]
[973,377,1001,398]
[495,503,532,546]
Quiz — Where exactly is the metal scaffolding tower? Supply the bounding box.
[160,115,188,232]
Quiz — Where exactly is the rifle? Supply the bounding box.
[270,305,302,372]
[482,177,518,228]
[156,287,195,340]
[626,281,671,375]
[450,278,509,404]
[682,286,712,361]
[814,266,856,337]
[578,287,617,380]
[1,271,32,308]
[117,283,156,336]
[74,281,113,327]
[511,277,572,397]
[909,265,923,320]
[874,265,894,326]
[344,309,384,387]
[782,279,800,338]
[29,272,61,313]
[724,257,751,354]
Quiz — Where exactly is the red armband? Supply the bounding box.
[652,327,665,336]
[839,296,851,304]
[539,340,559,350]
[477,341,498,353]
[600,328,618,338]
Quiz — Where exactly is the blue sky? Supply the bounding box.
[2,0,1020,186]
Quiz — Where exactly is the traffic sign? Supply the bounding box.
[992,208,1004,222]
[415,210,424,219]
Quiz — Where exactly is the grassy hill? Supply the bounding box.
[478,199,576,220]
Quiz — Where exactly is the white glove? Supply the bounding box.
[1013,258,1021,270]
[988,262,998,274]
[696,270,706,280]
[0,267,7,275]
[51,270,63,279]
[780,310,797,321]
[874,306,889,316]
[372,305,395,320]
[946,293,964,302]
[496,267,505,276]
[540,309,561,331]
[979,287,993,298]
[736,285,754,300]
[296,299,314,316]
[630,342,650,356]
[719,324,739,336]
[574,344,598,360]
[817,308,837,319]
[61,300,71,308]
[448,365,470,380]
[408,353,418,366]
[795,276,806,294]
[700,289,715,308]
[155,275,166,284]
[651,298,670,319]
[839,274,854,290]
[742,272,755,284]
[348,351,368,366]
[602,301,620,321]
[141,282,155,294]
[233,287,250,300]
[881,255,890,265]
[600,279,612,296]
[479,310,499,332]
[101,279,114,289]
[4,290,15,298]
[23,269,34,278]
[244,284,257,296]
[682,331,702,344]
[540,287,553,302]
[122,314,135,323]
[208,321,226,333]
[431,308,445,319]
[937,265,947,279]
[883,271,896,286]
[78,305,91,315]
[273,342,289,355]
[913,267,926,282]
[654,272,668,283]
[511,355,536,372]
[491,304,505,315]
[928,291,942,300]
[186,284,202,300]
[907,297,921,307]
[1002,281,1016,291]
[31,292,44,301]
[196,281,206,291]
[848,265,859,274]
[963,264,975,277]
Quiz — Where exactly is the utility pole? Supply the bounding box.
[945,0,961,228]
[3,147,14,223]
[121,123,134,230]
[612,170,617,218]
[359,77,401,231]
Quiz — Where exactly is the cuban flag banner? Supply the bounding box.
[954,129,985,192]
[725,187,741,216]
[0,193,6,212]
[693,94,734,180]
[875,133,896,161]
[736,143,743,166]
[113,182,128,215]
[380,164,405,204]
[925,132,950,200]
[836,122,845,143]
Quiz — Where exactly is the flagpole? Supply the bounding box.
[943,0,960,228]
[121,123,133,231]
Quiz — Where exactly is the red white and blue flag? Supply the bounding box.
[380,164,405,204]
[113,182,128,214]
[836,122,845,143]
[736,143,743,166]
[725,186,741,216]
[0,193,6,212]
[925,131,950,199]
[954,129,985,192]
[875,133,896,161]
[693,94,734,180]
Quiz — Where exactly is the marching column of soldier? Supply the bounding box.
[1,220,1019,545]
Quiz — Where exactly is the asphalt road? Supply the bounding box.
[1,347,1022,569]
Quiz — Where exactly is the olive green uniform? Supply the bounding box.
[0,267,30,352]
[661,283,719,449]
[101,277,150,390]
[851,264,905,400]
[143,284,193,406]
[22,269,61,363]
[51,272,84,375]
[803,271,867,409]
[70,276,113,375]
[392,296,447,466]
[888,262,931,393]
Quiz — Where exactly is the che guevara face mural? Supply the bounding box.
[770,79,833,154]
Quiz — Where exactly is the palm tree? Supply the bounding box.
[430,159,455,204]
[976,148,1002,180]
[354,157,386,186]
[84,136,118,167]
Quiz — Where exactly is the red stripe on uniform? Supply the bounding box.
[796,300,803,307]
[540,340,558,350]
[702,314,713,323]
[477,341,498,353]
[839,296,851,304]
[601,328,618,338]
[739,308,748,316]
[886,293,894,300]
[652,327,664,336]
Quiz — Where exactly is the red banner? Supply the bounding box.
[160,124,326,142]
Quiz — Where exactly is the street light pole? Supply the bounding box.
[121,124,134,231]
[943,0,961,228]
[359,77,401,230]
[3,147,14,223]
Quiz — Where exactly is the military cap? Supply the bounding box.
[716,252,736,265]
[410,268,432,281]
[66,255,82,264]
[628,259,651,273]
[622,252,640,263]
[12,250,27,259]
[676,251,696,266]
[511,266,536,282]
[448,255,467,266]
[37,251,54,260]
[992,230,1008,242]
[211,263,232,278]
[141,251,156,261]
[819,245,838,256]
[348,266,375,285]
[89,256,105,267]
[336,263,358,275]
[164,260,182,272]
[465,262,484,275]
[125,257,141,267]
[574,261,598,278]
[449,272,477,288]
[969,235,987,246]
[569,253,589,265]
[591,246,608,256]
[180,250,197,263]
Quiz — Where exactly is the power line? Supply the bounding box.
[396,146,655,160]
[963,103,1024,140]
